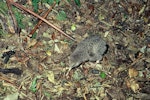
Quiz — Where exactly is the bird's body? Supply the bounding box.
[69,35,107,69]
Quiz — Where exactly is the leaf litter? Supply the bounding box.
[0,0,150,100]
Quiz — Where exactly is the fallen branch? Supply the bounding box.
[29,3,56,36]
[9,1,76,41]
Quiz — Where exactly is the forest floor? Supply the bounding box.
[0,0,150,100]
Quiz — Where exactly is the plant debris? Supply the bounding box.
[0,0,150,99]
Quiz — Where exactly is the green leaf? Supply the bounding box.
[71,24,76,31]
[55,0,60,4]
[60,62,65,67]
[0,1,8,15]
[14,10,25,29]
[41,0,60,5]
[32,0,40,12]
[42,0,54,5]
[56,11,66,21]
[47,0,54,4]
[74,0,81,7]
[67,0,71,3]
[73,71,84,81]
[44,92,52,98]
[93,81,101,87]
[0,29,6,38]
[31,32,37,39]
[99,72,106,79]
[30,77,37,92]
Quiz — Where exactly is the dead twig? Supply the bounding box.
[29,3,56,36]
[0,74,16,86]
[6,0,19,34]
[9,1,76,41]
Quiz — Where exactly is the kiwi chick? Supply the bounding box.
[67,35,107,75]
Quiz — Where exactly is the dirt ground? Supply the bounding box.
[0,0,150,100]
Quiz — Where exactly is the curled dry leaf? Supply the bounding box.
[130,81,140,93]
[126,78,140,93]
[128,68,139,78]
[26,39,37,48]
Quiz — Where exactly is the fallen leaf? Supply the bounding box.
[74,0,81,7]
[30,77,38,92]
[130,80,140,93]
[100,71,107,79]
[26,39,37,48]
[47,71,55,84]
[71,24,76,31]
[104,31,109,37]
[54,44,63,53]
[98,13,105,21]
[4,92,19,100]
[129,68,138,78]
[64,81,73,87]
[56,11,67,21]
[73,71,84,81]
[46,50,52,56]
[51,85,65,96]
[126,78,139,93]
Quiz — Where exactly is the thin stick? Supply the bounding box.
[0,74,16,85]
[10,1,76,41]
[29,3,56,36]
[6,0,18,34]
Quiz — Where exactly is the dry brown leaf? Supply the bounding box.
[26,39,37,48]
[128,68,138,78]
[130,80,140,93]
[8,26,15,33]
[51,85,66,96]
[126,78,140,93]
